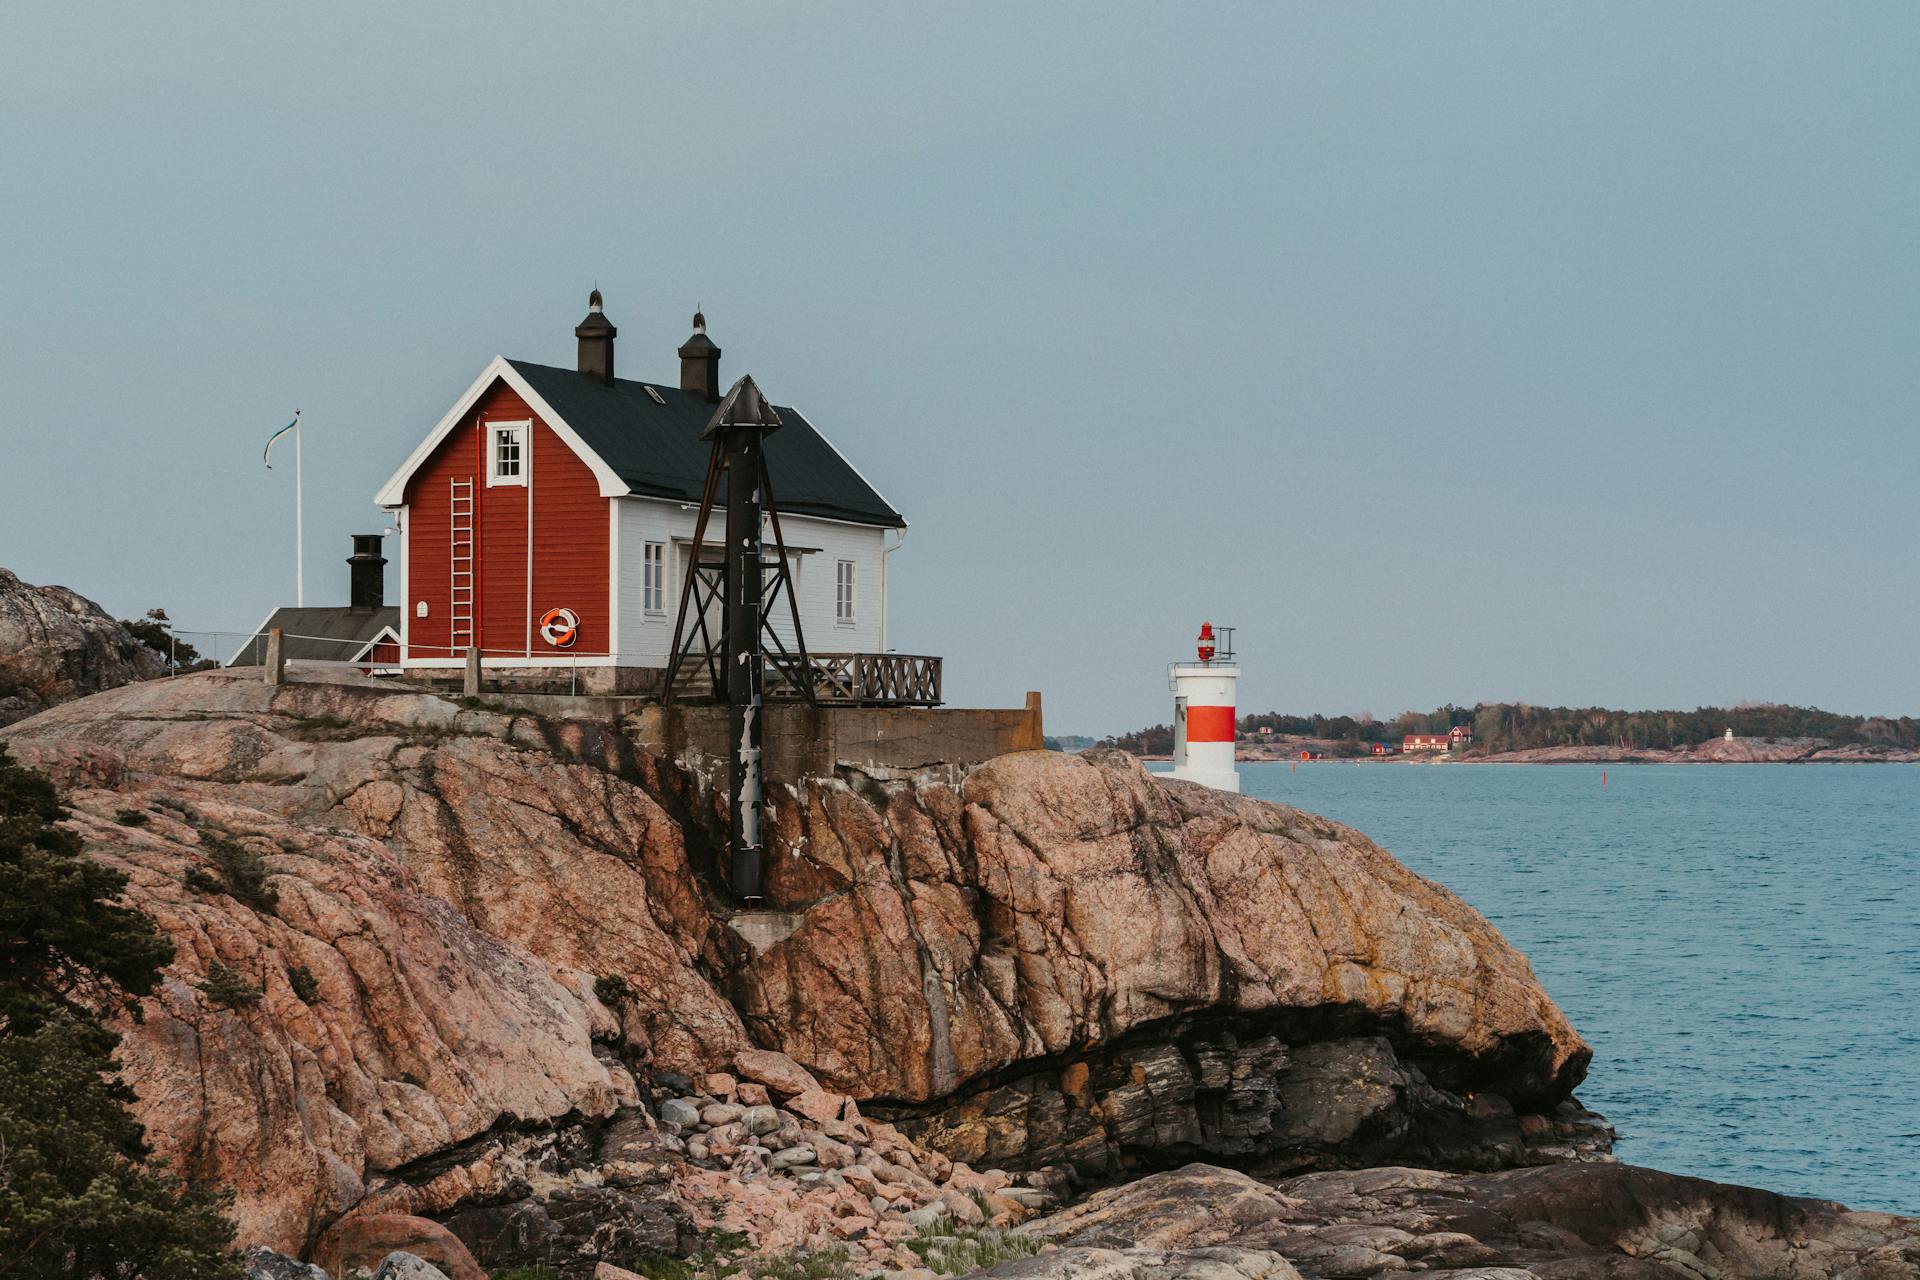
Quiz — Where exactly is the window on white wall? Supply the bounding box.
[643,541,665,613]
[835,559,856,624]
[487,424,526,486]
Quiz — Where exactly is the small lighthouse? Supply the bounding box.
[1169,621,1240,792]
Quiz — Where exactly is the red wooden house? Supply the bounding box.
[373,294,906,694]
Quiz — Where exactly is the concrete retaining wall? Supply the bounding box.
[479,689,1046,784]
[629,693,1045,784]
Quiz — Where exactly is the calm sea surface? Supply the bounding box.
[1153,760,1919,1213]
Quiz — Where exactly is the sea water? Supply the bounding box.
[1159,761,1919,1213]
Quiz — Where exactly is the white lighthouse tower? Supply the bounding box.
[1169,621,1240,793]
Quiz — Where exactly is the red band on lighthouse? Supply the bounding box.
[1186,704,1236,742]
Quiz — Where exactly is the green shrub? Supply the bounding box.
[458,696,509,713]
[287,964,320,1003]
[0,745,241,1278]
[199,835,278,912]
[115,808,149,826]
[488,1269,563,1280]
[197,962,262,1008]
[283,713,357,741]
[595,973,636,1006]
[184,867,224,895]
[624,1256,695,1280]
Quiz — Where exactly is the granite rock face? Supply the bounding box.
[740,747,1592,1178]
[900,1033,1611,1182]
[0,566,163,726]
[3,672,740,1251]
[3,671,1595,1257]
[1015,1163,1920,1279]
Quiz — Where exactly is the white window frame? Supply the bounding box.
[642,541,666,615]
[487,421,529,487]
[835,558,857,626]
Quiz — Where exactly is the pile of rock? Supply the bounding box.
[246,1246,466,1280]
[657,1048,1061,1270]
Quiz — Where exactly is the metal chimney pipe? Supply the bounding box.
[347,534,386,611]
[575,289,616,384]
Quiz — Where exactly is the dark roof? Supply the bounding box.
[227,607,400,666]
[506,360,903,528]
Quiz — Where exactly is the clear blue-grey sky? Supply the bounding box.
[2,5,1914,736]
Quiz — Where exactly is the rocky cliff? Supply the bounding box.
[0,566,163,725]
[3,670,1600,1265]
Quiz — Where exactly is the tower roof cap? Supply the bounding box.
[702,374,783,439]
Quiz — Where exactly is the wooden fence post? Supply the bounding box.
[463,647,481,698]
[264,629,286,686]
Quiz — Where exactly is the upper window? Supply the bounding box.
[835,559,856,625]
[487,423,527,486]
[643,541,666,613]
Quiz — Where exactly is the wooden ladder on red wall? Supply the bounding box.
[449,479,474,653]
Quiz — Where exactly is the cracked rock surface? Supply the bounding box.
[5,671,1596,1258]
[1008,1163,1920,1279]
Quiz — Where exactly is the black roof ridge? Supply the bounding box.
[502,358,903,528]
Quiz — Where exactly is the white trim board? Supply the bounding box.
[401,655,621,669]
[375,357,628,507]
[348,626,402,663]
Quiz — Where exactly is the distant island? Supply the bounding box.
[1098,701,1920,764]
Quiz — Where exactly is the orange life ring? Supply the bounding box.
[539,607,579,649]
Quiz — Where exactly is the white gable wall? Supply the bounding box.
[612,497,890,667]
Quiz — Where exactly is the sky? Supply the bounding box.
[1,5,1915,736]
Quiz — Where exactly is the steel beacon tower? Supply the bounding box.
[1168,621,1239,792]
[663,373,816,902]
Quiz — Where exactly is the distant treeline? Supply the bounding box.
[1102,703,1920,757]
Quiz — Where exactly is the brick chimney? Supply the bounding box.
[576,289,616,384]
[678,310,721,401]
[347,534,386,611]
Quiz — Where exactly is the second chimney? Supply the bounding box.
[348,534,386,611]
[679,311,721,401]
[576,289,616,384]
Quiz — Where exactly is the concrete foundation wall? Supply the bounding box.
[628,693,1045,784]
[460,683,1044,785]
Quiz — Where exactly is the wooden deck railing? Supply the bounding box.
[768,653,942,706]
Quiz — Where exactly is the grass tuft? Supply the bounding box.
[904,1217,1043,1276]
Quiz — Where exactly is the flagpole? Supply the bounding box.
[294,410,304,606]
[263,411,304,607]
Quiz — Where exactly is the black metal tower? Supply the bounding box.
[663,374,814,900]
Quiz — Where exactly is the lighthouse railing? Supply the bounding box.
[768,652,943,706]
